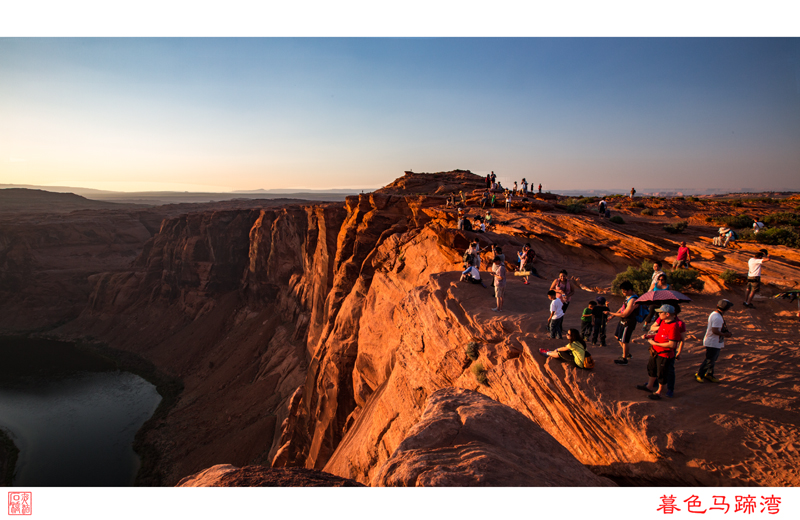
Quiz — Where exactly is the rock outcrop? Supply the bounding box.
[176,464,362,487]
[374,388,615,486]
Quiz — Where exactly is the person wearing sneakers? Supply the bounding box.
[581,301,595,340]
[637,305,681,400]
[609,281,638,364]
[491,257,506,312]
[697,300,733,383]
[744,250,770,308]
[542,329,589,368]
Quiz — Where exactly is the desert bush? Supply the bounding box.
[686,196,698,202]
[611,261,654,296]
[565,203,585,214]
[612,260,704,295]
[471,362,488,385]
[465,341,479,361]
[663,221,688,234]
[729,200,743,208]
[631,201,645,208]
[641,208,654,216]
[720,269,745,285]
[668,268,705,292]
[717,214,752,229]
[755,227,800,248]
[613,204,622,210]
[609,215,625,224]
[704,216,715,222]
[762,212,800,227]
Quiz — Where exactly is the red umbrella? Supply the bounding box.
[634,290,692,305]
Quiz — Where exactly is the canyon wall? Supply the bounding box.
[5,176,799,486]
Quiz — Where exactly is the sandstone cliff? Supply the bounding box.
[4,173,800,487]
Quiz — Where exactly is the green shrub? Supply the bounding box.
[717,214,752,229]
[613,204,622,210]
[565,203,585,214]
[465,341,479,361]
[686,196,698,202]
[762,212,800,227]
[471,362,488,385]
[720,269,745,285]
[755,227,800,248]
[612,260,704,295]
[641,208,654,216]
[611,260,654,296]
[729,200,743,208]
[631,201,645,208]
[704,216,715,222]
[609,215,625,224]
[668,268,705,292]
[663,221,688,234]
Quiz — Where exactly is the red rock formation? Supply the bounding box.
[374,388,615,486]
[176,464,362,487]
[4,173,800,487]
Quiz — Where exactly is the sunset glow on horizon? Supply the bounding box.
[2,38,799,193]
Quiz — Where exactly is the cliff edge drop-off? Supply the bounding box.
[2,171,799,487]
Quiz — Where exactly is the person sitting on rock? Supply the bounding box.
[673,241,691,270]
[485,211,493,228]
[473,217,485,233]
[480,191,490,209]
[541,329,589,368]
[460,265,483,286]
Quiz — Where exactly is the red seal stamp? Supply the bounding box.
[8,492,32,515]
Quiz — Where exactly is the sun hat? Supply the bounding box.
[655,304,675,314]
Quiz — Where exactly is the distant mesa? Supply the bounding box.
[0,188,134,213]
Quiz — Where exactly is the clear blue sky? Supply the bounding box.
[1,38,799,192]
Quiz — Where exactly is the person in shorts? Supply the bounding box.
[609,281,638,365]
[491,257,506,312]
[673,241,691,269]
[744,250,769,308]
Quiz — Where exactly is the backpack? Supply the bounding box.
[463,219,473,231]
[730,230,738,240]
[463,251,474,265]
[635,304,649,323]
[582,352,595,370]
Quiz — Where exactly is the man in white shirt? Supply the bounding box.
[696,300,733,383]
[753,218,765,234]
[744,250,770,308]
[460,265,482,285]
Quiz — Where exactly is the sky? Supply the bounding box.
[1,37,799,193]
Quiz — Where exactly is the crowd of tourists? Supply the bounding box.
[451,188,772,401]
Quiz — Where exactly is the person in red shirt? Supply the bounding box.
[673,241,691,269]
[636,304,682,399]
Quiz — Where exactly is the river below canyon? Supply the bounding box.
[0,338,161,486]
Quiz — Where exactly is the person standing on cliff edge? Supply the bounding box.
[491,257,506,312]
